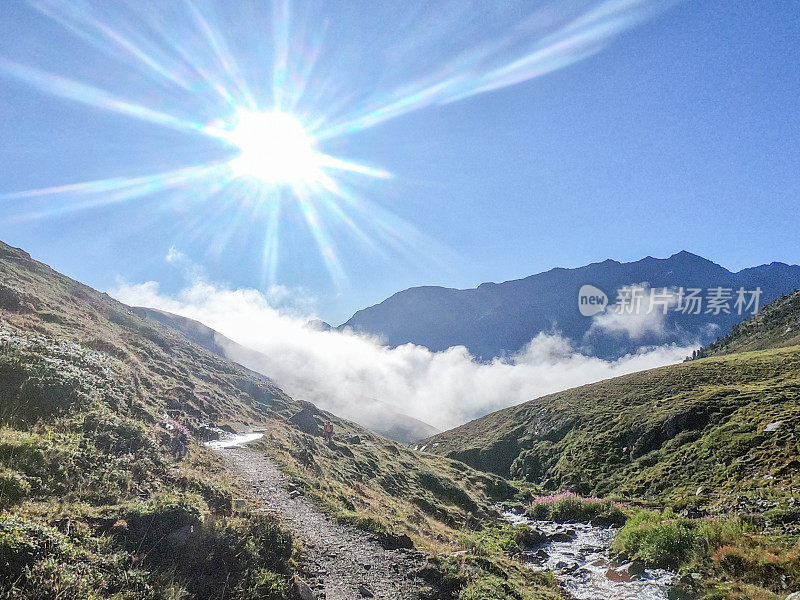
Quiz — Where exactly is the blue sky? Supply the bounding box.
[1,1,799,324]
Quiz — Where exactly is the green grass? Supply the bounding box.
[424,344,800,510]
[0,328,299,599]
[610,508,800,599]
[0,239,311,599]
[524,492,627,526]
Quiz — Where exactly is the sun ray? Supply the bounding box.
[260,195,282,289]
[1,0,672,287]
[0,57,218,137]
[316,0,671,140]
[6,163,228,221]
[29,0,195,93]
[185,2,258,110]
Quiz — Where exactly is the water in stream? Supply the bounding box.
[505,512,680,600]
[205,432,265,449]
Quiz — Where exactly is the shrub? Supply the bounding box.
[458,574,522,600]
[711,540,800,590]
[525,492,627,526]
[612,510,699,569]
[0,469,30,508]
[764,505,800,525]
[116,500,294,600]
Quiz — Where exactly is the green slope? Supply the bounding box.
[421,291,800,599]
[423,290,800,508]
[695,289,800,358]
[0,241,557,600]
[0,243,302,599]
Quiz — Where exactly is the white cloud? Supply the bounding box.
[165,246,186,264]
[589,284,678,340]
[111,279,694,431]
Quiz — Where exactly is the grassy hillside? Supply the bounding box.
[0,241,561,600]
[422,292,800,599]
[423,290,800,508]
[131,306,441,444]
[695,289,800,358]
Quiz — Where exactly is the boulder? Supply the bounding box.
[378,532,414,550]
[292,576,315,600]
[616,560,646,579]
[520,526,548,546]
[681,505,708,519]
[549,531,577,542]
[289,405,322,436]
[606,567,633,582]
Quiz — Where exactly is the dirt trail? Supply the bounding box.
[217,445,431,600]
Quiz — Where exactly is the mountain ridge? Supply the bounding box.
[341,251,800,360]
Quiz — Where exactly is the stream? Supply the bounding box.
[205,432,265,449]
[504,512,680,600]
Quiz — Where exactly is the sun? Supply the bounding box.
[225,110,322,186]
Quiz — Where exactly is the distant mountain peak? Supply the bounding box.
[342,252,800,360]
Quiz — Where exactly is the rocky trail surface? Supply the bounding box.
[216,443,431,600]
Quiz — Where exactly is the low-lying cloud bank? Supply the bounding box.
[111,280,695,431]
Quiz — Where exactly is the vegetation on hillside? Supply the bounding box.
[0,325,297,599]
[254,409,565,599]
[0,240,565,598]
[422,291,800,599]
[424,345,800,509]
[695,289,800,358]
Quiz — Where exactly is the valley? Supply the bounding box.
[1,240,799,600]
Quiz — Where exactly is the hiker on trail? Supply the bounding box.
[323,420,334,443]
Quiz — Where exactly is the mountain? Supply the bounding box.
[342,251,800,359]
[420,289,800,506]
[694,289,800,358]
[3,240,797,599]
[419,291,800,598]
[0,240,539,600]
[131,306,439,444]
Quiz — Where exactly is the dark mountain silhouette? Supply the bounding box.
[341,251,800,359]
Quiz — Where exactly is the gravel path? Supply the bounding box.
[217,445,431,600]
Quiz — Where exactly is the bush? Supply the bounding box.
[711,543,800,590]
[764,505,800,525]
[458,575,522,600]
[0,469,30,508]
[116,499,294,600]
[525,492,627,526]
[0,515,156,600]
[612,510,699,569]
[120,497,205,566]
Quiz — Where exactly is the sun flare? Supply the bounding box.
[226,110,321,186]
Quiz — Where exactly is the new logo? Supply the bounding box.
[578,284,608,317]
